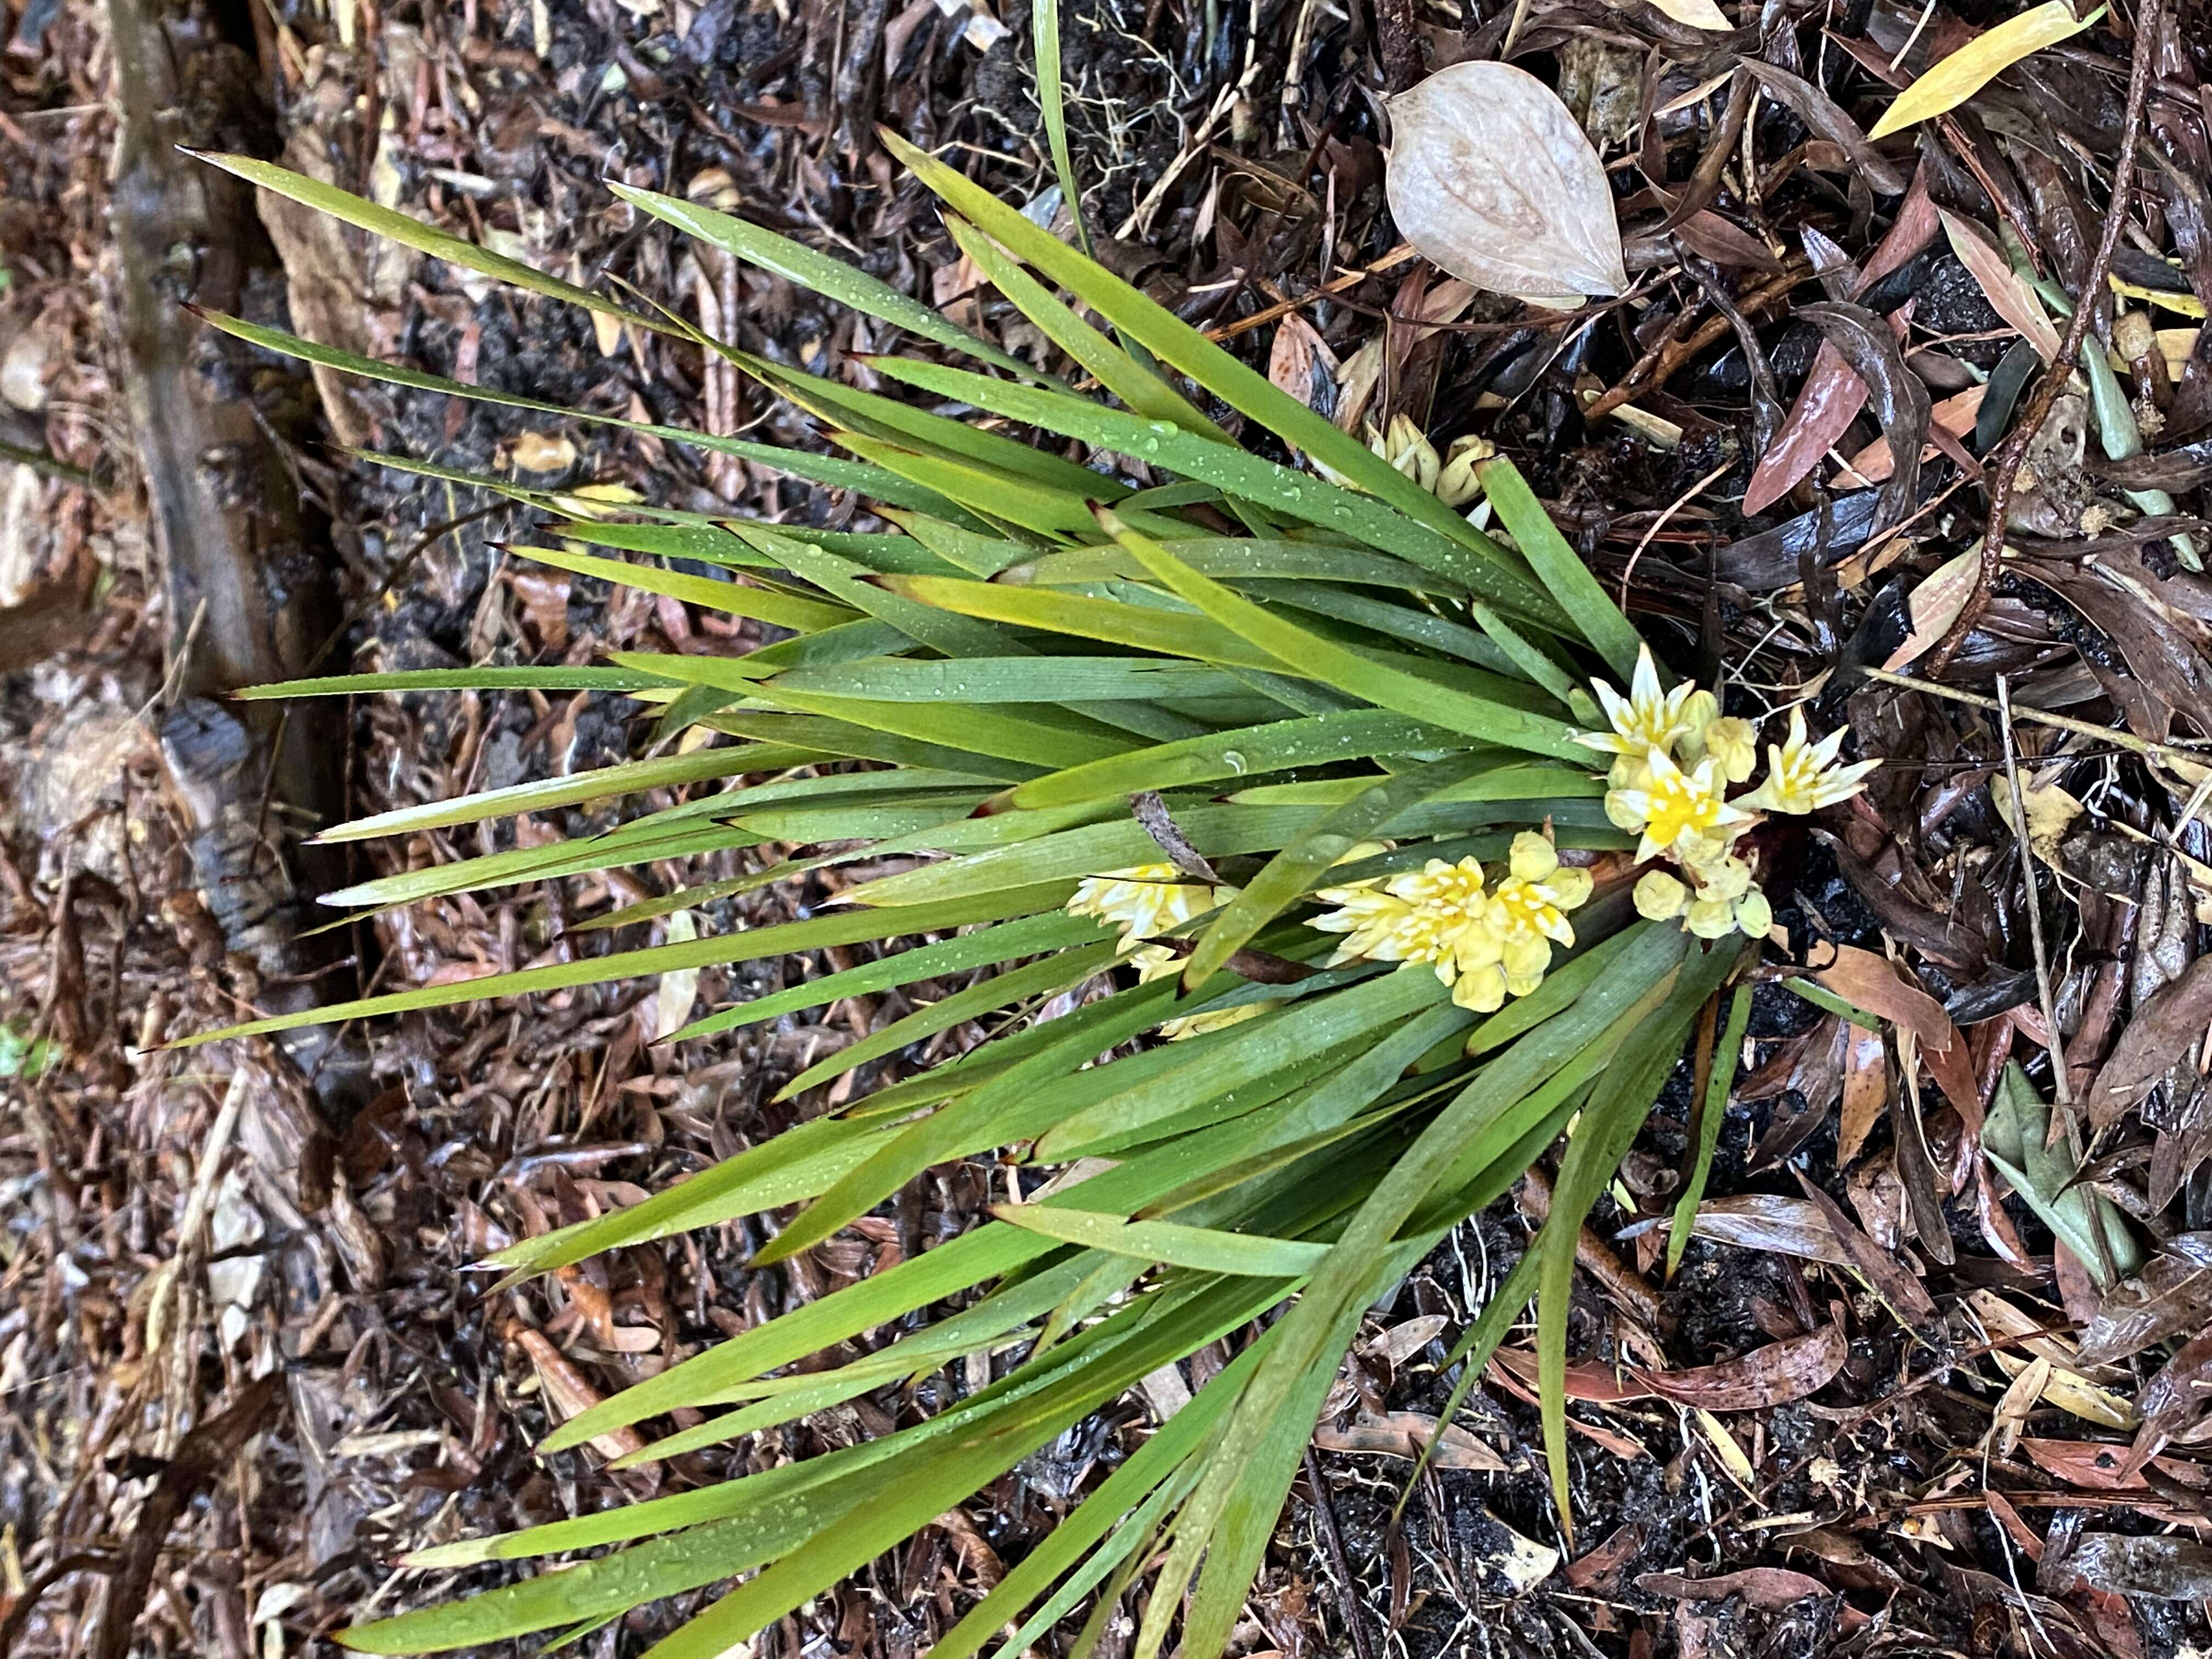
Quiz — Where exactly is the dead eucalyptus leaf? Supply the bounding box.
[1386,62,1628,304]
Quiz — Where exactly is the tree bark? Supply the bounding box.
[107,0,369,1118]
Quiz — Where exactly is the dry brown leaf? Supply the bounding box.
[1844,384,1986,486]
[1311,1409,1507,1471]
[1814,945,1978,1114]
[1679,1193,1854,1266]
[1385,61,1627,303]
[1635,1324,1848,1412]
[509,1325,644,1461]
[1266,313,1334,411]
[1638,1568,1871,1629]
[1838,1022,1890,1165]
[2091,956,2212,1127]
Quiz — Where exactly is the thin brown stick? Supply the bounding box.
[1304,1448,1381,1659]
[1930,0,2163,672]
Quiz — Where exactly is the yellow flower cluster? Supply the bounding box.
[1066,862,1259,1040]
[1307,832,1592,1013]
[1577,647,1877,941]
[1067,862,1232,943]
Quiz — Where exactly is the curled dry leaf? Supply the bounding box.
[1386,61,1628,305]
[1635,1323,1848,1412]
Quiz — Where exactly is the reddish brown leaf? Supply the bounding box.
[1855,164,1939,294]
[1742,340,1866,515]
[2075,1235,2212,1365]
[1838,1023,1890,1165]
[1815,945,1979,1118]
[2021,1437,2212,1493]
[1634,1324,1847,1412]
[1491,1345,1653,1403]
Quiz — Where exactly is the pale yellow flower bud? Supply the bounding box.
[1369,415,1440,491]
[1702,717,1759,783]
[1685,896,1737,939]
[1609,751,1656,793]
[1686,852,1752,902]
[1634,870,1689,920]
[1508,831,1559,882]
[1453,963,1508,1013]
[1434,434,1495,507]
[1676,690,1720,753]
[1606,789,1649,832]
[1734,889,1774,939]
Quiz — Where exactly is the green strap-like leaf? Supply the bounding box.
[944,215,1222,435]
[774,940,1121,1101]
[194,309,991,526]
[1537,937,1744,1530]
[1005,709,1453,810]
[234,665,673,699]
[608,181,1045,380]
[1667,980,1755,1278]
[193,151,660,329]
[870,356,1560,626]
[1100,514,1588,759]
[1184,751,1496,991]
[661,910,1104,1046]
[171,884,1077,1046]
[990,1205,1328,1275]
[310,744,818,843]
[1031,0,1090,253]
[509,543,855,632]
[1475,456,1642,680]
[876,128,1540,597]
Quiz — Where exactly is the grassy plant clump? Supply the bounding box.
[179,133,1871,1659]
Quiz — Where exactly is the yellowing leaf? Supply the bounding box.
[1385,61,1628,303]
[2113,277,2208,318]
[1991,766,2085,870]
[1995,1348,2138,1429]
[1867,1,2104,139]
[1883,548,1983,670]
